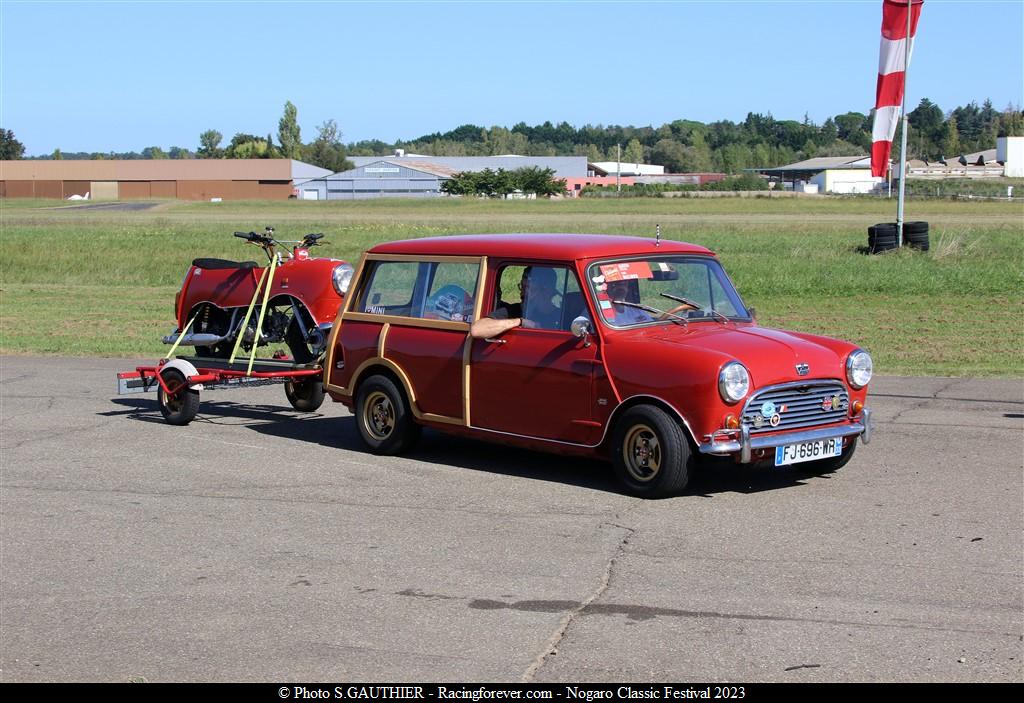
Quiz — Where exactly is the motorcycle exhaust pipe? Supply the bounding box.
[161,331,230,346]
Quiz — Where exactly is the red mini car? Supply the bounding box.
[324,234,873,497]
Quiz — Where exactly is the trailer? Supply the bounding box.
[117,355,325,425]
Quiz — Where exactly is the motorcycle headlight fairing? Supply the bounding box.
[718,362,750,404]
[846,349,873,389]
[332,264,355,296]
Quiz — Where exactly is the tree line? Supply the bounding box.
[2,98,1021,174]
[350,98,1022,173]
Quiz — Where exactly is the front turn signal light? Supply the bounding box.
[852,400,863,415]
[724,414,740,429]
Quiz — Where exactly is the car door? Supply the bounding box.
[468,263,601,444]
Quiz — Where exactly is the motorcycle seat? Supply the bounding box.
[192,258,259,270]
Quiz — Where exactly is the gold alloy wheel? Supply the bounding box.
[363,390,396,441]
[623,423,662,482]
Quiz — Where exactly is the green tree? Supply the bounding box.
[941,117,962,158]
[304,119,353,172]
[278,101,302,159]
[623,138,644,164]
[52,148,63,160]
[0,128,25,159]
[142,146,167,159]
[998,105,1024,137]
[198,129,223,158]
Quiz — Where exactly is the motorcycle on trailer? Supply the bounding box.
[166,227,353,364]
[121,228,355,423]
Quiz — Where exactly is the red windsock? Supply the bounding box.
[871,0,924,177]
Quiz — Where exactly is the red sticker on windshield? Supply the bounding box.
[599,262,653,282]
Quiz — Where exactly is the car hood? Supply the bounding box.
[636,323,853,386]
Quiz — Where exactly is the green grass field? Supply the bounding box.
[1,196,1021,376]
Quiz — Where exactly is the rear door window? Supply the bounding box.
[359,260,479,322]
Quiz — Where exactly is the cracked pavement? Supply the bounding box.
[1,357,1021,682]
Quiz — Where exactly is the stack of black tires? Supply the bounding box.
[868,221,929,253]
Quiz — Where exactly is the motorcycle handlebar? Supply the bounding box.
[234,231,274,245]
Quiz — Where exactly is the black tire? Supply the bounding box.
[611,405,692,497]
[158,368,200,425]
[284,308,317,364]
[802,437,858,475]
[285,378,325,412]
[354,375,421,455]
[868,223,899,254]
[904,221,929,251]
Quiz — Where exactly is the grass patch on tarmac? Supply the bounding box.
[1,197,1021,376]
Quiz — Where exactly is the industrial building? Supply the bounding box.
[756,156,882,194]
[0,159,332,200]
[298,155,591,200]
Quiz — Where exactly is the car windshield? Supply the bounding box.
[586,256,750,328]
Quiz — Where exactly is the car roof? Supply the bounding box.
[368,233,715,261]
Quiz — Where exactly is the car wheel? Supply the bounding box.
[803,437,858,474]
[285,378,325,412]
[611,405,691,497]
[158,368,200,425]
[355,374,421,455]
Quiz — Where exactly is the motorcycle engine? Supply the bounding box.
[242,309,290,346]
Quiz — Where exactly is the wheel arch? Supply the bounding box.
[351,360,417,415]
[604,394,699,452]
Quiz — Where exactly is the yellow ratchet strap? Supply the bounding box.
[228,265,270,366]
[246,254,279,376]
[163,313,198,362]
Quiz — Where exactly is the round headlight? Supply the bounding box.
[718,362,750,403]
[846,349,873,389]
[332,263,354,296]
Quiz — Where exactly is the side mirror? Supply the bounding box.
[748,307,757,322]
[571,316,593,347]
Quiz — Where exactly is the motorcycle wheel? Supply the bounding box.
[284,379,325,411]
[282,306,319,365]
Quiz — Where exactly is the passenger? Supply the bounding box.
[470,266,561,338]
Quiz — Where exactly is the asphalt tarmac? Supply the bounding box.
[1,356,1020,682]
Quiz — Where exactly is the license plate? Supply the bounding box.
[775,438,843,466]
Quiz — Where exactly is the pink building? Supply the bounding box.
[563,176,635,197]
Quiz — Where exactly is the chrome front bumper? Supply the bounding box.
[698,408,873,463]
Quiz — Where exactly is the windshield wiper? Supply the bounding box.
[611,300,688,326]
[660,293,729,325]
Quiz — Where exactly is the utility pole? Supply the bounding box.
[616,143,621,193]
[896,0,912,247]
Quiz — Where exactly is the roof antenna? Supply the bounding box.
[655,223,661,247]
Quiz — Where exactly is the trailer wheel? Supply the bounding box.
[158,368,200,425]
[285,378,325,412]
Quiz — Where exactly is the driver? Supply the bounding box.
[604,279,653,325]
[470,266,561,338]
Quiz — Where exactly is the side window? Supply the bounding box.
[423,262,479,323]
[493,265,582,332]
[360,261,418,316]
[359,260,478,322]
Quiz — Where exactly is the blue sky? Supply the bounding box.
[2,0,1022,155]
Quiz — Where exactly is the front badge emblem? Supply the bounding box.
[796,363,809,376]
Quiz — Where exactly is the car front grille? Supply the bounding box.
[741,381,850,434]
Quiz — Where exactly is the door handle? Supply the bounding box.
[484,337,507,344]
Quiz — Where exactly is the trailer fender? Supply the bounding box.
[161,359,204,391]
